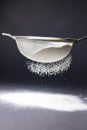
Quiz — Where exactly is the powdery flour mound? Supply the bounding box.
[0,91,87,111]
[26,54,72,76]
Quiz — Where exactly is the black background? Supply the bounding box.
[0,1,87,130]
[0,0,87,92]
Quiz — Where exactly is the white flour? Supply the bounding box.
[29,45,72,63]
[26,54,72,76]
[0,91,87,111]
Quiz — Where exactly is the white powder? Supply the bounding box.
[26,54,72,76]
[29,45,72,63]
[0,91,87,111]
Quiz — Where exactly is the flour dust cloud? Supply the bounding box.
[26,54,72,76]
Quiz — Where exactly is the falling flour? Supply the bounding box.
[26,54,72,76]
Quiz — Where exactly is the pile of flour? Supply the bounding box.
[0,91,87,111]
[26,54,72,76]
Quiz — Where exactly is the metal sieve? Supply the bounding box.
[2,33,87,63]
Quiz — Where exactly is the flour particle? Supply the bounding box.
[26,55,72,76]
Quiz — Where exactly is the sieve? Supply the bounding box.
[2,33,87,63]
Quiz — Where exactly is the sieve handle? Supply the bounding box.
[76,36,87,42]
[2,33,87,43]
[2,33,16,40]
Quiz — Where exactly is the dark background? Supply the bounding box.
[0,1,87,130]
[0,0,87,92]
